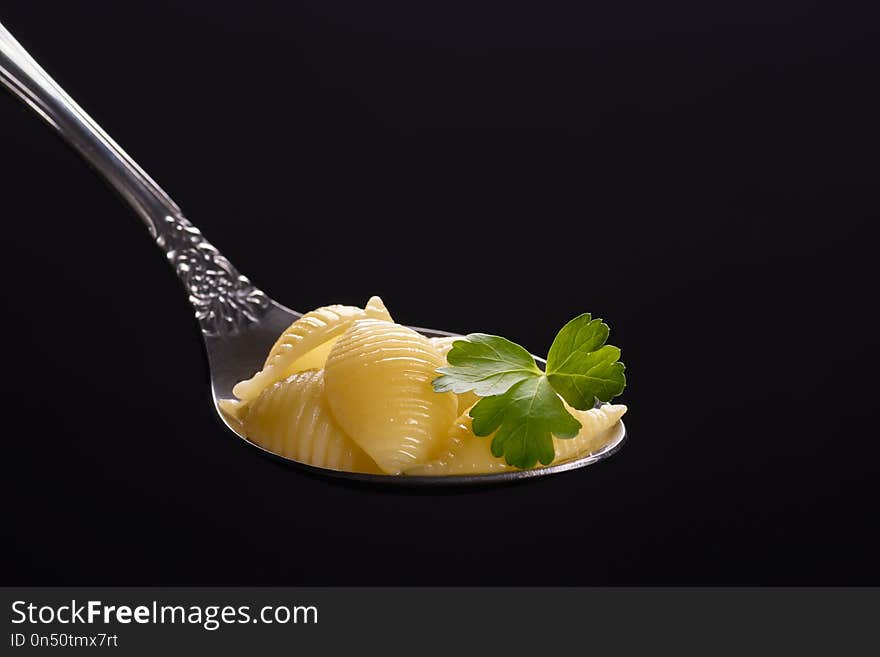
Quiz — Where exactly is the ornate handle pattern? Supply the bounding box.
[0,20,268,335]
[156,214,269,335]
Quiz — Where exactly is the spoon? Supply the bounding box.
[0,20,625,485]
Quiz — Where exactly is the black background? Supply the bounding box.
[1,1,877,584]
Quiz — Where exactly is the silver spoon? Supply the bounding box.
[0,20,625,485]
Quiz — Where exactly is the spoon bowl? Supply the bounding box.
[1,20,626,486]
[204,301,626,485]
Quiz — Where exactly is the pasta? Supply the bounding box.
[405,404,627,476]
[232,296,391,402]
[242,369,381,474]
[428,336,481,414]
[551,404,628,463]
[220,297,627,477]
[323,319,458,474]
[404,411,517,476]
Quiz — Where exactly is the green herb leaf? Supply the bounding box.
[470,377,582,469]
[431,313,626,469]
[545,314,626,410]
[432,333,542,397]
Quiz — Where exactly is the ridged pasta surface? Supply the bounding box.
[242,369,381,474]
[429,336,481,414]
[324,320,458,474]
[552,404,627,462]
[404,411,516,476]
[405,403,626,475]
[232,296,391,402]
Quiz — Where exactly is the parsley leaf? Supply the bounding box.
[431,313,626,469]
[545,314,626,410]
[432,333,541,397]
[470,377,581,468]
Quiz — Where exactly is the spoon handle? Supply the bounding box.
[0,20,268,335]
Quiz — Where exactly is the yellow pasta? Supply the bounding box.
[429,335,480,414]
[428,335,458,354]
[404,411,516,476]
[217,398,249,424]
[242,369,381,474]
[232,296,391,402]
[323,319,458,474]
[405,403,626,476]
[552,404,627,463]
[221,296,629,477]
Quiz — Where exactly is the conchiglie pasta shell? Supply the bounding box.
[404,411,515,476]
[324,319,458,474]
[217,398,249,424]
[405,403,626,475]
[232,296,392,402]
[428,336,459,355]
[552,404,627,463]
[429,336,480,414]
[242,369,381,474]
